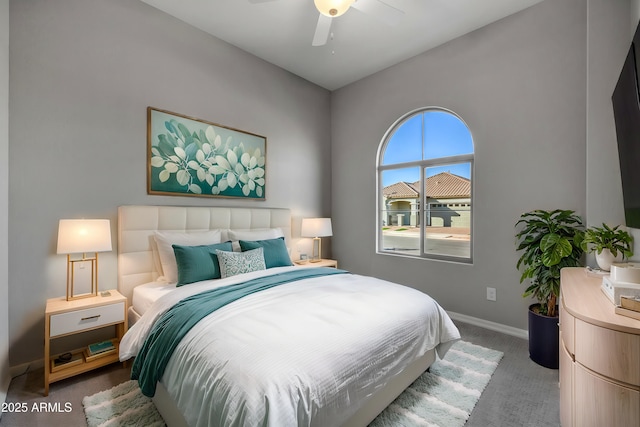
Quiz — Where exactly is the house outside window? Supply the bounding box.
[377,108,474,263]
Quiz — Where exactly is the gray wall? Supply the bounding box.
[585,0,633,261]
[8,0,331,366]
[331,0,588,330]
[586,0,640,262]
[1,0,9,410]
[8,0,640,367]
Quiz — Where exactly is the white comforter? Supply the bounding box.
[120,266,460,427]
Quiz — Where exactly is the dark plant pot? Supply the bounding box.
[528,304,559,369]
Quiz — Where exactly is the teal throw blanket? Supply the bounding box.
[132,267,348,397]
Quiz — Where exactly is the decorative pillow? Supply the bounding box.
[239,237,293,269]
[215,247,266,278]
[226,228,284,251]
[154,230,222,283]
[172,241,233,286]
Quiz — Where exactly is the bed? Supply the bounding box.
[117,205,460,427]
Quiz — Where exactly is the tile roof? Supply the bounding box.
[382,181,418,198]
[424,171,471,198]
[383,172,470,199]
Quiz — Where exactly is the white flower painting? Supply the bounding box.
[148,108,266,199]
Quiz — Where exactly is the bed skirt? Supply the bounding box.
[151,348,437,427]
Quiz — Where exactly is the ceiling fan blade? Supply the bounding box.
[312,14,332,47]
[350,0,404,26]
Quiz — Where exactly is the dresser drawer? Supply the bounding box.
[559,338,574,427]
[574,362,640,427]
[575,319,640,386]
[49,302,125,337]
[559,296,575,356]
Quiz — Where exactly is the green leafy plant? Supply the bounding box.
[150,119,265,197]
[515,209,584,317]
[581,223,633,258]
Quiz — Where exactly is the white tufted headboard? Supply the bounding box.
[117,205,292,304]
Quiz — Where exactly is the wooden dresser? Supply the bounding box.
[559,267,640,427]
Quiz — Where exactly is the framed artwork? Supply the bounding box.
[147,107,266,199]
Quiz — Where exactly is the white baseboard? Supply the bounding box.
[447,311,529,340]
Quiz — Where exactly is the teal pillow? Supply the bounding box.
[216,247,266,278]
[239,237,293,269]
[172,241,233,286]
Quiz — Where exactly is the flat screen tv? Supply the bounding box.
[612,35,640,229]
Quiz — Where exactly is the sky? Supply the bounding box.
[381,111,473,187]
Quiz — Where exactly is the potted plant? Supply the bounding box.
[581,223,633,271]
[515,209,584,369]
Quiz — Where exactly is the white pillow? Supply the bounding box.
[150,236,164,278]
[154,230,222,283]
[226,228,284,251]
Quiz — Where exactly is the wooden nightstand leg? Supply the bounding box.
[44,315,50,396]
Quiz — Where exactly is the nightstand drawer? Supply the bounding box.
[49,302,125,337]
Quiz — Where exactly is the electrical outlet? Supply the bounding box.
[486,287,497,301]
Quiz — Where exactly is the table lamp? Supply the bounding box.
[57,219,112,300]
[301,218,332,262]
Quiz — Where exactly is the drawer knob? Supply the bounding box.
[81,315,101,321]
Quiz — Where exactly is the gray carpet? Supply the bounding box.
[462,322,559,427]
[0,320,560,426]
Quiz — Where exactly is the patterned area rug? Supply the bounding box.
[369,340,504,427]
[82,380,164,427]
[83,340,502,427]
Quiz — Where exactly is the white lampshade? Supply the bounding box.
[57,219,112,254]
[301,218,333,238]
[314,0,354,17]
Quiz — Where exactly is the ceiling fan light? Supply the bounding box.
[314,0,354,17]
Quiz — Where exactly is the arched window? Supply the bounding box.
[377,108,474,262]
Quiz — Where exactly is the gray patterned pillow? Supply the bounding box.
[216,247,266,278]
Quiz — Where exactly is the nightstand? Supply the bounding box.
[294,259,338,268]
[44,290,128,395]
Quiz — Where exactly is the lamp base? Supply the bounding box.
[310,237,323,263]
[66,253,99,301]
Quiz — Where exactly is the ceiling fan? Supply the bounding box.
[249,0,405,47]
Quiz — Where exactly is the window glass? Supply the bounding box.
[423,164,472,259]
[382,115,422,165]
[380,168,420,255]
[423,111,474,159]
[378,108,473,263]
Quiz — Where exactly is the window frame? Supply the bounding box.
[376,107,474,263]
